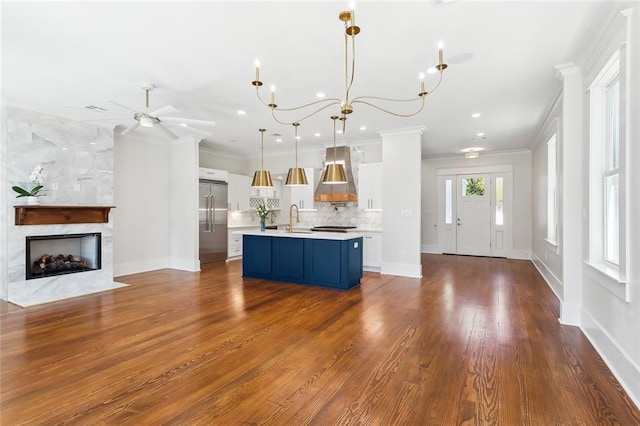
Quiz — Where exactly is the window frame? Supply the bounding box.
[545,133,558,246]
[586,47,628,298]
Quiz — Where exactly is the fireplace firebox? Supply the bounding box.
[25,233,101,280]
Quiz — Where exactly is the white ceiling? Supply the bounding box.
[2,1,623,159]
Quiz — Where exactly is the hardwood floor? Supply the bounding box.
[1,254,639,425]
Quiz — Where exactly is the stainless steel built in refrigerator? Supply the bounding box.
[199,179,228,265]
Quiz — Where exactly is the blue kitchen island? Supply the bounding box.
[241,230,363,290]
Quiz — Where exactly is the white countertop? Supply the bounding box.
[237,229,364,241]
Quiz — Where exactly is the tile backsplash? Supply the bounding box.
[229,202,382,230]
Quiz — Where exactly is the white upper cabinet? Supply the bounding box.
[286,167,316,210]
[358,163,383,210]
[250,179,281,198]
[228,173,251,211]
[249,179,282,210]
[199,167,228,182]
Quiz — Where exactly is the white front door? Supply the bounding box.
[455,174,491,256]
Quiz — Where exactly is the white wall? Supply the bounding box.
[531,3,640,406]
[421,150,532,258]
[200,147,248,175]
[531,97,564,297]
[579,5,639,406]
[113,132,171,275]
[114,133,201,276]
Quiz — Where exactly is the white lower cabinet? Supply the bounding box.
[362,232,382,271]
[228,231,243,259]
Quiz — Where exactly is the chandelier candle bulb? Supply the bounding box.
[438,41,444,67]
[255,60,260,82]
[270,85,275,106]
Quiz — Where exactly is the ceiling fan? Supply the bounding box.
[70,83,216,139]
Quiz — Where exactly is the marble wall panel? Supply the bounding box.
[4,107,119,306]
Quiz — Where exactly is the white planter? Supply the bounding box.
[24,196,40,205]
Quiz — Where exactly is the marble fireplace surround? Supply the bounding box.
[3,107,127,307]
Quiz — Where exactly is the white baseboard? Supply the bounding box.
[419,245,532,259]
[531,252,563,302]
[114,258,170,277]
[509,249,532,260]
[381,262,422,278]
[421,244,440,254]
[581,309,640,409]
[169,257,200,272]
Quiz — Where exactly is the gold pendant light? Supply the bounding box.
[285,122,308,186]
[322,116,347,185]
[251,128,273,188]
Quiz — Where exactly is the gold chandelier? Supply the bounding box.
[251,2,447,132]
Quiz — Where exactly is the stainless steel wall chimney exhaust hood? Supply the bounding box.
[314,146,358,203]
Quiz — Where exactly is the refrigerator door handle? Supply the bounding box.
[211,194,216,232]
[205,195,211,232]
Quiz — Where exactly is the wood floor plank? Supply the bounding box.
[1,255,639,425]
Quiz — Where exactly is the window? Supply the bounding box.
[495,177,504,226]
[546,134,557,244]
[588,49,626,285]
[461,177,485,196]
[445,179,453,224]
[603,77,619,264]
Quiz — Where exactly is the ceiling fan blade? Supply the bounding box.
[159,116,216,127]
[73,117,130,122]
[149,105,180,117]
[106,100,139,113]
[61,105,128,115]
[120,122,140,136]
[156,123,179,139]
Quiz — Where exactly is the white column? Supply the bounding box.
[378,126,425,278]
[554,63,583,326]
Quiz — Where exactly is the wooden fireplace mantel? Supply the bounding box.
[14,205,115,226]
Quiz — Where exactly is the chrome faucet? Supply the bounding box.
[287,204,299,233]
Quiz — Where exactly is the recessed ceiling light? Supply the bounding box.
[314,132,321,137]
[316,92,325,98]
[180,123,188,127]
[427,67,437,74]
[476,132,485,137]
[237,110,246,115]
[472,112,481,118]
[337,130,343,134]
[276,138,283,143]
[359,126,367,131]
